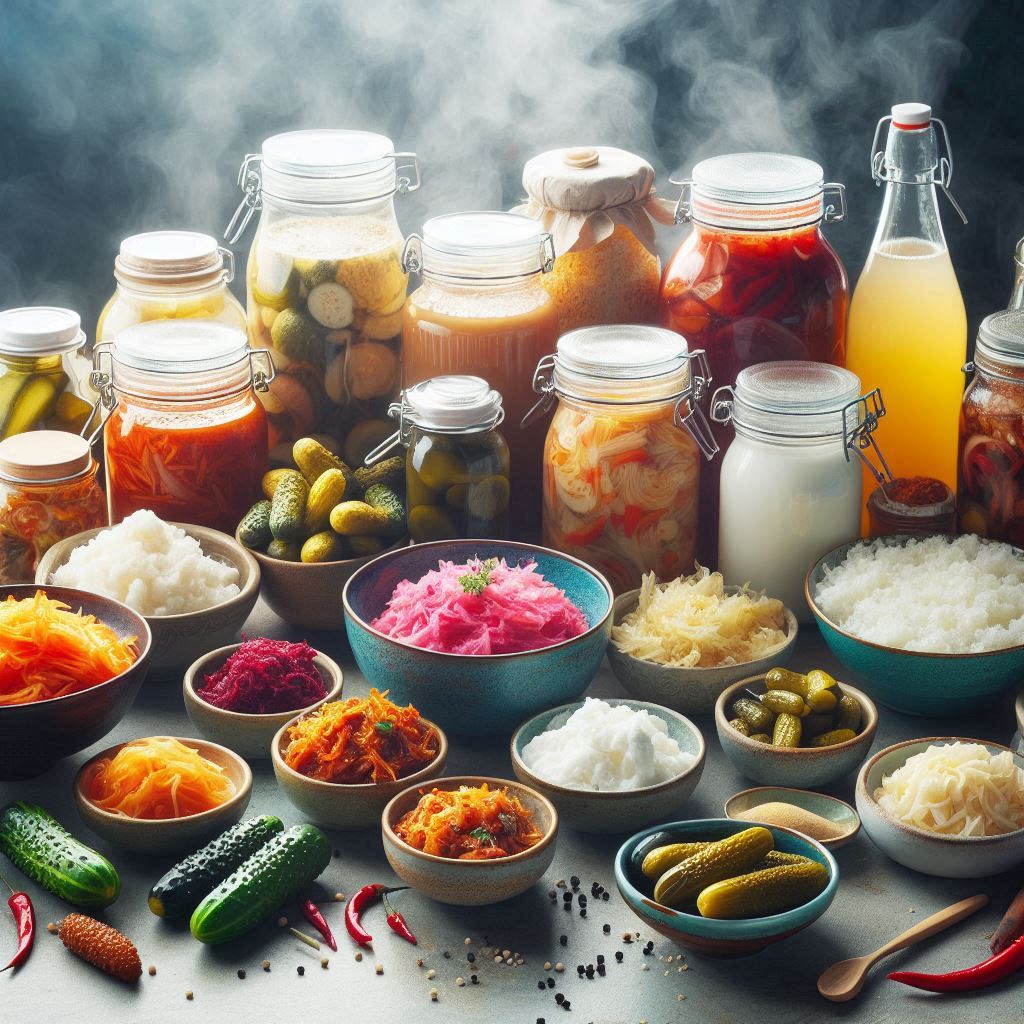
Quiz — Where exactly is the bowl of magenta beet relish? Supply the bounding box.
[183,638,343,759]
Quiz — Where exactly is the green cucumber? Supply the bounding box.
[238,500,273,549]
[269,473,309,542]
[364,483,405,529]
[148,814,284,920]
[0,802,120,908]
[190,824,331,944]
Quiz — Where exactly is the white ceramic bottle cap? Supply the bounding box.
[405,375,503,432]
[891,102,932,129]
[0,307,85,356]
[116,231,223,283]
[0,430,92,482]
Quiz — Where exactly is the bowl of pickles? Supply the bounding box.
[714,668,878,788]
[614,819,839,956]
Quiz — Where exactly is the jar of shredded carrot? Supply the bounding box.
[0,430,106,584]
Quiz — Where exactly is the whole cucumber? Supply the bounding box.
[190,823,331,944]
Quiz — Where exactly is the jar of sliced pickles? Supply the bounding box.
[367,375,509,542]
[96,231,245,342]
[528,324,717,594]
[0,307,96,438]
[0,430,106,584]
[226,130,419,461]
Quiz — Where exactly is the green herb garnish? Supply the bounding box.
[459,558,499,596]
[375,720,394,733]
[468,826,495,846]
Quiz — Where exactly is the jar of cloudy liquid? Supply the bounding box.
[713,361,884,619]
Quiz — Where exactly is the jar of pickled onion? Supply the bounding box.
[0,430,106,584]
[94,320,272,534]
[662,153,849,565]
[529,324,717,594]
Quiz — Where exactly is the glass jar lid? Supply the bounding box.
[112,320,250,374]
[0,430,92,483]
[404,375,503,432]
[0,307,86,356]
[115,231,231,287]
[976,309,1024,368]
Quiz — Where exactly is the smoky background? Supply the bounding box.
[0,0,1019,338]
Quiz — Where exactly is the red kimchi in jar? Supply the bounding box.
[661,153,848,564]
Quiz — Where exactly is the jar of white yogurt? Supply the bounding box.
[712,360,887,620]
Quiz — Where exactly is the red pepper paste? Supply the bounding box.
[882,476,951,508]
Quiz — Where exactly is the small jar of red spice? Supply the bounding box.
[867,476,955,538]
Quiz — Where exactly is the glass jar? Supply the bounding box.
[0,430,106,583]
[958,309,1024,543]
[867,477,955,537]
[662,153,849,565]
[227,130,419,459]
[367,375,510,543]
[0,307,96,437]
[713,361,883,619]
[96,231,245,342]
[530,324,716,594]
[94,320,272,533]
[512,146,673,335]
[1011,236,1024,311]
[402,212,560,538]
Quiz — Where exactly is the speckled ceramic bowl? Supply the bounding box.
[724,786,861,850]
[343,540,613,735]
[510,699,706,834]
[806,535,1024,716]
[606,588,799,715]
[715,676,877,788]
[856,737,1024,878]
[382,775,558,905]
[73,736,252,855]
[615,818,838,957]
[272,710,447,830]
[183,644,344,759]
[37,523,260,679]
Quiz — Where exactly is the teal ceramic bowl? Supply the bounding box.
[510,699,706,834]
[615,818,839,957]
[806,535,1024,716]
[343,540,613,735]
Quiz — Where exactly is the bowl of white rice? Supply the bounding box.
[36,510,260,677]
[806,533,1024,716]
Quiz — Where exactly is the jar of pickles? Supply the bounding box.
[402,212,560,538]
[712,361,884,619]
[529,324,717,594]
[662,154,849,565]
[0,430,106,583]
[367,375,510,543]
[0,307,95,437]
[958,309,1024,543]
[94,320,272,534]
[96,231,245,342]
[226,130,419,459]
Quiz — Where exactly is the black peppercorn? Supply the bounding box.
[555,993,565,1005]
[547,977,555,988]
[297,965,305,976]
[615,951,623,963]
[559,935,568,946]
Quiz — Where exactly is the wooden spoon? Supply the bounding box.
[817,893,989,1002]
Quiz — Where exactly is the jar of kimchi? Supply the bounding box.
[97,231,245,342]
[94,320,272,533]
[530,324,717,594]
[662,153,848,565]
[512,146,673,335]
[402,212,559,538]
[958,309,1024,543]
[226,130,419,460]
[0,430,106,584]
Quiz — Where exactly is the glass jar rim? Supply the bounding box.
[404,375,504,432]
[415,212,552,280]
[114,231,228,287]
[111,320,249,374]
[0,306,86,357]
[976,308,1024,368]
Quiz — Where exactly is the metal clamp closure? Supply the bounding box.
[391,152,421,195]
[402,235,423,274]
[521,354,558,429]
[218,246,236,285]
[250,349,275,392]
[842,389,892,485]
[670,177,693,225]
[540,233,556,273]
[822,183,847,223]
[224,154,263,243]
[674,349,718,460]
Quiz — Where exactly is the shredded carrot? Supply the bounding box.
[85,737,236,819]
[394,783,544,860]
[0,591,138,706]
[282,688,440,785]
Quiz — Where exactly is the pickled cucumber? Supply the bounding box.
[467,475,510,520]
[765,667,836,712]
[640,842,709,881]
[764,667,810,696]
[809,729,857,747]
[695,860,830,919]
[731,698,774,733]
[749,733,772,744]
[760,690,808,718]
[772,712,802,747]
[408,504,458,542]
[835,694,862,732]
[728,718,750,737]
[805,669,837,692]
[3,375,62,437]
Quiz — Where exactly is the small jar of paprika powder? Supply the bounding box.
[867,476,955,538]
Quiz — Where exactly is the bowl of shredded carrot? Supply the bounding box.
[382,776,558,905]
[74,735,252,854]
[271,689,447,830]
[0,585,152,780]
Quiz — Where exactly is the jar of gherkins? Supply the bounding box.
[366,375,509,542]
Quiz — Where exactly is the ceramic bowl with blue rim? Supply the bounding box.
[806,534,1024,716]
[615,817,839,957]
[343,540,613,735]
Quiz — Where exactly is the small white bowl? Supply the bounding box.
[856,736,1024,878]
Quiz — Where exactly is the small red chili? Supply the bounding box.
[300,899,337,952]
[0,875,34,973]
[382,890,416,946]
[345,884,407,948]
[889,932,1024,993]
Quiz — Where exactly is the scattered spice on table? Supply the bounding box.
[237,969,246,979]
[148,965,156,976]
[297,965,305,976]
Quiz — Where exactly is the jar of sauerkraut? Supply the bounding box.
[512,147,672,335]
[529,324,717,594]
[226,130,419,461]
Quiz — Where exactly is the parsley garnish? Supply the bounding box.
[468,826,495,846]
[375,720,394,733]
[459,558,499,596]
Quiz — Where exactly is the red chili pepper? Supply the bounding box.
[889,932,1024,993]
[0,875,34,973]
[344,884,407,948]
[300,899,337,952]
[382,890,416,946]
